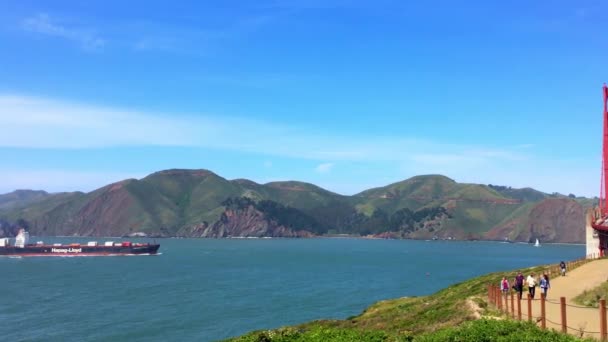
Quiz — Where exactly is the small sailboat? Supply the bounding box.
[534,238,540,247]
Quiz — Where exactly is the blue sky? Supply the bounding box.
[0,0,606,196]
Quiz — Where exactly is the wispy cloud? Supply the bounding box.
[22,13,105,51]
[124,12,274,54]
[0,93,596,197]
[126,23,225,54]
[315,163,334,174]
[0,94,524,164]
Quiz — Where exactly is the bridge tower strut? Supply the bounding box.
[601,84,608,218]
[591,84,608,257]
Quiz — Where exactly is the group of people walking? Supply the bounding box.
[500,261,566,300]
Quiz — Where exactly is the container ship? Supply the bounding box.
[0,229,160,257]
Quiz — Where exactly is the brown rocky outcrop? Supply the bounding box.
[194,205,313,238]
[526,198,585,243]
[486,198,585,243]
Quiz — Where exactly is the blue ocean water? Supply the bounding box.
[0,238,583,341]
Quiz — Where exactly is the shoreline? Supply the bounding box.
[25,234,586,245]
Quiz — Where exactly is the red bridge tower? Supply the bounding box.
[590,84,608,256]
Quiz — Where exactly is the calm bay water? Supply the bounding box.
[0,238,583,341]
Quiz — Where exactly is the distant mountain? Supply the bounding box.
[0,169,594,243]
[0,190,52,209]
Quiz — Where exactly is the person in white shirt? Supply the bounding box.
[526,273,537,299]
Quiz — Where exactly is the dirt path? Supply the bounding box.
[509,259,608,339]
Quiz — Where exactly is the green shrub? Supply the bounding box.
[228,320,593,342]
[415,319,592,342]
[573,281,608,308]
[230,326,393,342]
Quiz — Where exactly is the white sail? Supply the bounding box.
[534,238,540,247]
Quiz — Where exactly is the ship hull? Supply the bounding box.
[0,244,160,257]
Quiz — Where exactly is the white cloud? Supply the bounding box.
[0,93,598,197]
[315,163,334,174]
[0,94,522,166]
[1,93,569,193]
[0,94,222,148]
[22,13,105,50]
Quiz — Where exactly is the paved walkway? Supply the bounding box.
[509,259,608,339]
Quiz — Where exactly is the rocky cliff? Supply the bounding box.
[187,205,314,238]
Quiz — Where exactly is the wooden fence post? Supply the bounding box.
[511,292,515,319]
[488,285,491,305]
[497,287,502,311]
[540,294,546,329]
[497,286,501,308]
[600,299,607,341]
[517,295,522,320]
[560,297,567,333]
[527,294,532,322]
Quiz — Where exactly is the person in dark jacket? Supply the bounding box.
[513,271,525,300]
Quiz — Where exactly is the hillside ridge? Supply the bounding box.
[0,169,593,242]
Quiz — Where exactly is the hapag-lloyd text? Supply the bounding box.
[51,248,82,253]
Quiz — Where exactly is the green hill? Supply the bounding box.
[0,190,53,210]
[0,170,593,242]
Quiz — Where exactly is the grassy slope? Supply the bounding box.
[262,181,348,209]
[441,202,522,237]
[127,172,351,235]
[227,262,592,342]
[129,170,245,234]
[229,320,591,342]
[576,197,598,209]
[184,173,243,224]
[573,281,608,307]
[122,179,178,231]
[0,192,86,233]
[493,202,537,240]
[353,178,528,238]
[352,175,458,215]
[492,187,547,202]
[0,190,52,210]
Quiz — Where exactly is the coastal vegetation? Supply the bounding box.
[229,320,591,342]
[573,281,608,307]
[227,263,593,342]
